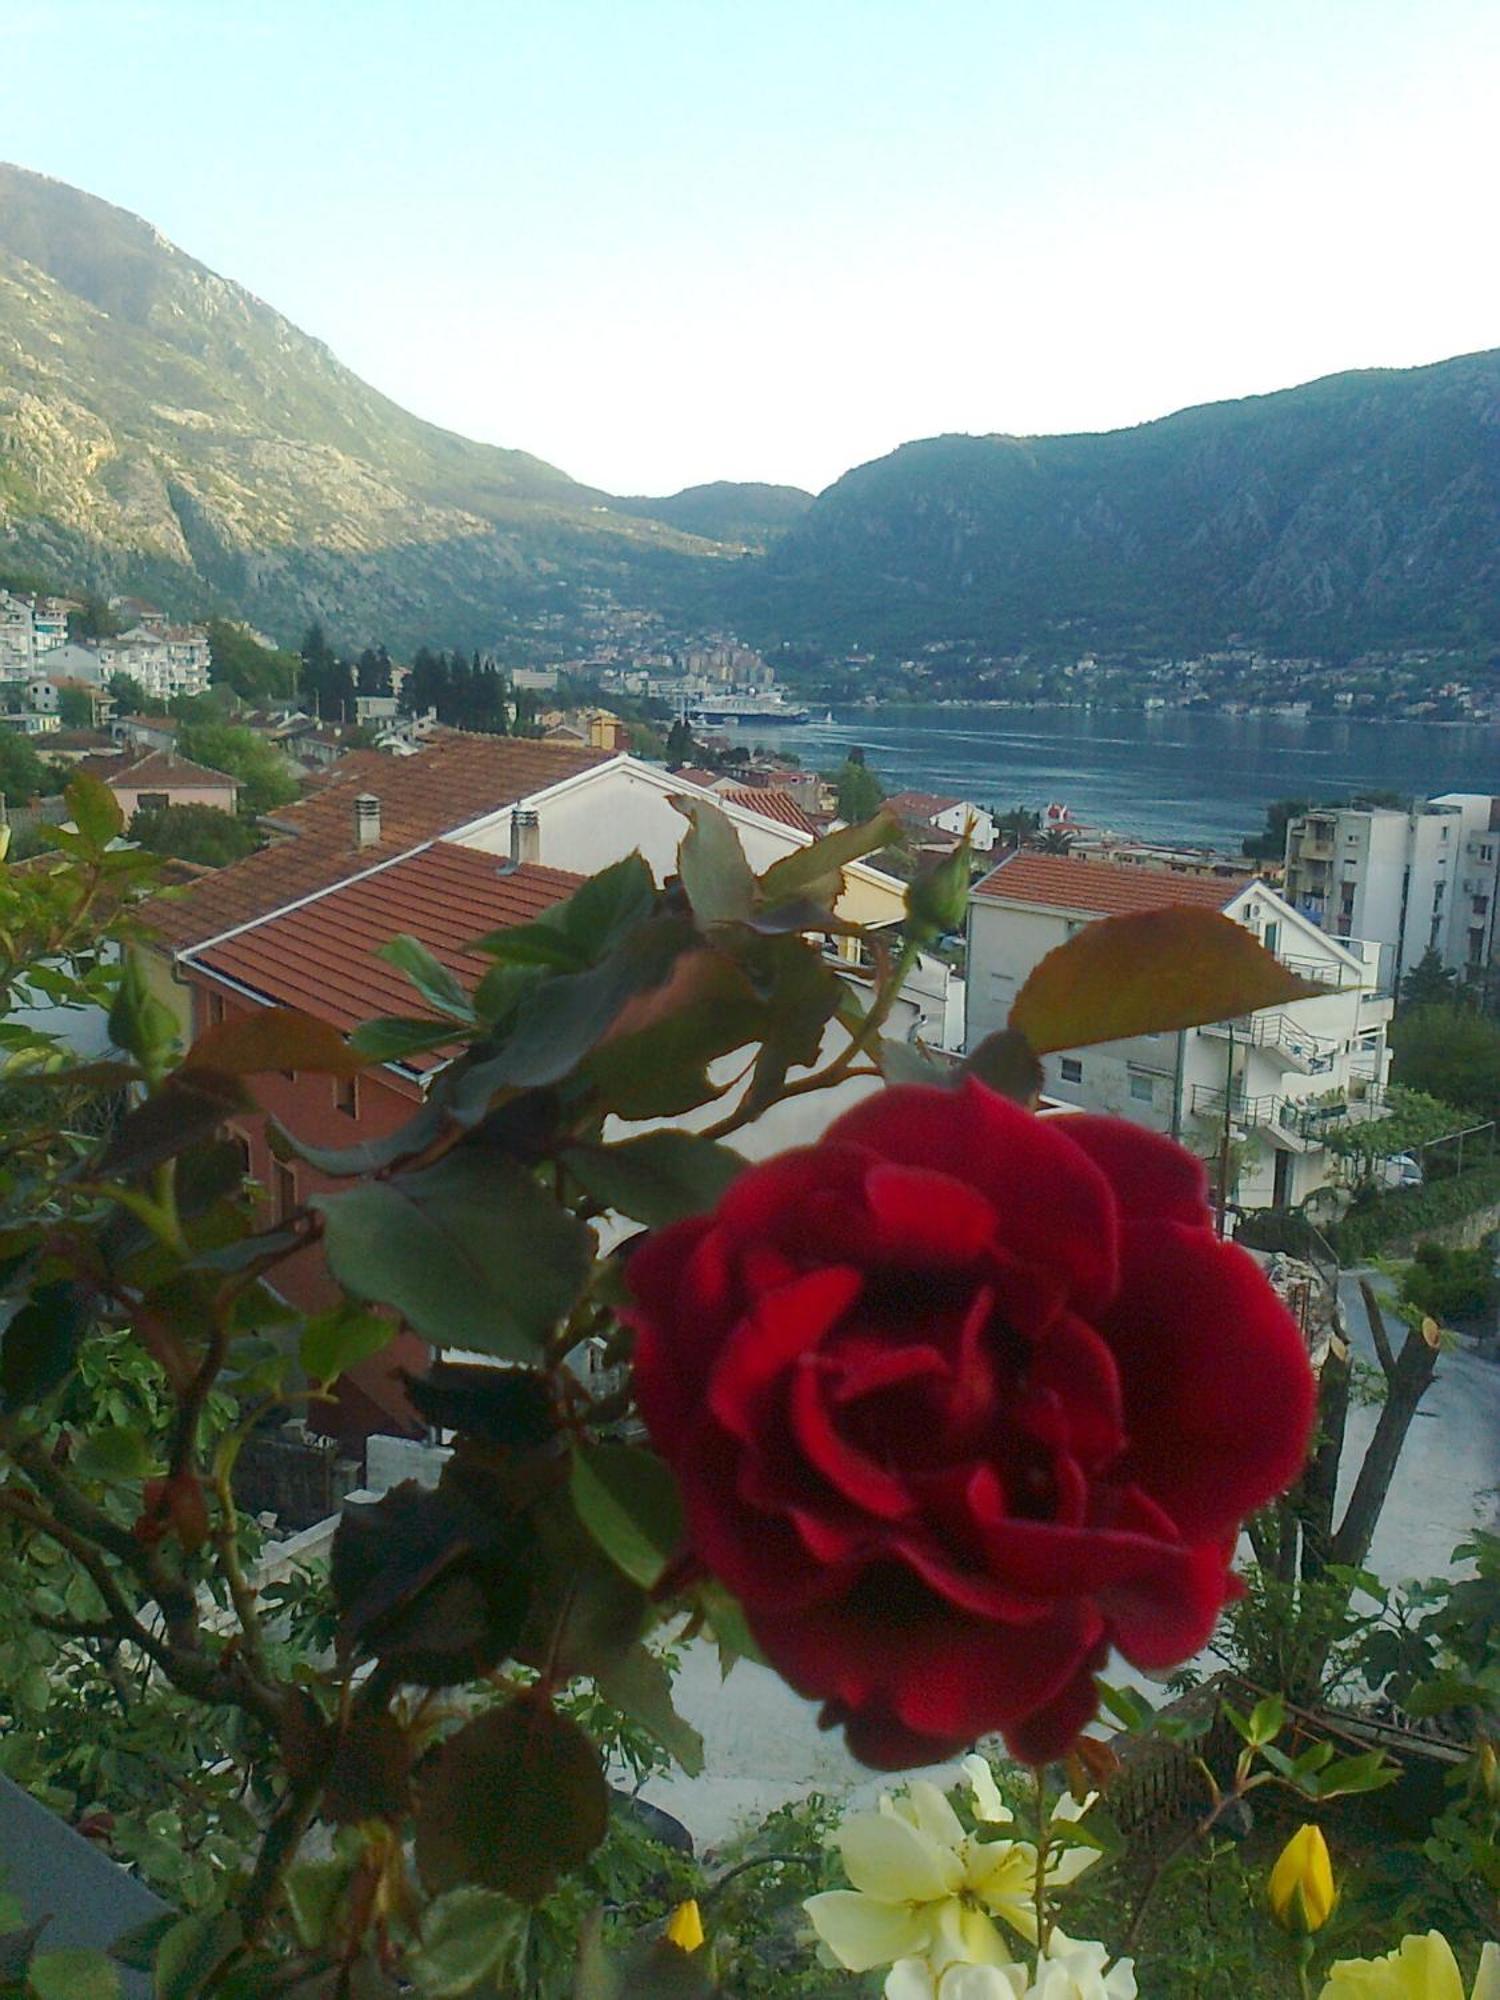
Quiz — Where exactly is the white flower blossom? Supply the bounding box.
[804,1756,1104,1990]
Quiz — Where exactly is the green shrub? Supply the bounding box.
[1328,1161,1500,1260]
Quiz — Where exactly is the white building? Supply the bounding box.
[94,625,211,702]
[966,852,1393,1212]
[885,790,999,853]
[0,592,71,680]
[1283,794,1500,991]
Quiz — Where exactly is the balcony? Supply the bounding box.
[1197,1012,1338,1073]
[1189,1081,1390,1151]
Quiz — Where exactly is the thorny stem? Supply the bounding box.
[1033,1763,1053,1956]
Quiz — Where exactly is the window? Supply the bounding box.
[1482,845,1495,863]
[335,1073,359,1119]
[205,989,226,1028]
[137,791,169,812]
[1059,1057,1083,1084]
[1262,921,1280,956]
[1475,896,1490,917]
[1128,1073,1154,1103]
[227,1127,252,1177]
[274,1161,297,1222]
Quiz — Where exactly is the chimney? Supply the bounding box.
[510,808,540,867]
[354,794,381,849]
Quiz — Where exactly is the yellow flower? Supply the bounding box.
[664,1899,705,1953]
[1320,1934,1500,2000]
[1268,1823,1336,1935]
[805,1757,1101,1983]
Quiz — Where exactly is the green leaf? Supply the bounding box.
[582,953,762,1118]
[73,1424,156,1482]
[562,1132,745,1226]
[298,1303,393,1386]
[378,935,477,1023]
[314,1153,592,1359]
[673,797,756,926]
[758,807,902,906]
[570,1443,684,1591]
[349,1017,463,1062]
[27,1949,120,2000]
[401,1363,557,1447]
[107,951,179,1070]
[67,769,125,849]
[1247,1693,1285,1745]
[413,1696,608,1903]
[407,1887,520,1998]
[553,854,658,956]
[151,1909,241,2000]
[597,1644,705,1777]
[284,1858,352,1953]
[1009,907,1326,1055]
[2,1280,90,1413]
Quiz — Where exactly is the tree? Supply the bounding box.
[56,685,97,729]
[356,645,393,697]
[107,671,149,714]
[176,723,300,818]
[1035,826,1075,855]
[1391,1002,1500,1125]
[128,802,261,867]
[664,717,695,768]
[206,619,300,702]
[833,751,885,823]
[1244,797,1310,863]
[997,805,1039,851]
[1399,946,1463,1013]
[67,593,122,641]
[0,729,50,804]
[299,622,355,721]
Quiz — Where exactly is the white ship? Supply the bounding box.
[688,690,811,725]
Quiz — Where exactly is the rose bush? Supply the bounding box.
[626,1079,1317,1768]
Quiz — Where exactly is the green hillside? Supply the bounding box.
[746,352,1500,656]
[0,163,724,646]
[611,480,813,548]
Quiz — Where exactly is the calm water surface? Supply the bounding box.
[744,705,1500,850]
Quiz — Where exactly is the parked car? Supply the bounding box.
[1383,1152,1424,1189]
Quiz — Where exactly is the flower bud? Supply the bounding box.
[665,1899,705,1953]
[1268,1823,1335,1935]
[904,833,973,943]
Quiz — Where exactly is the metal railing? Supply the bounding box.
[1190,1081,1390,1146]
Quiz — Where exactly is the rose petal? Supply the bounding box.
[803,1890,934,1971]
[1102,1226,1316,1541]
[825,1082,1120,1313]
[837,1808,965,1902]
[862,1161,998,1265]
[1001,1660,1104,1765]
[707,1265,865,1440]
[1052,1116,1214,1230]
[792,1356,916,1519]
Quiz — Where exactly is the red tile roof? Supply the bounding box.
[145,732,610,951]
[717,786,819,836]
[973,852,1250,917]
[82,750,235,790]
[185,846,582,1064]
[886,789,967,820]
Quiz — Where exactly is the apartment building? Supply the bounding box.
[966,852,1392,1212]
[95,625,212,701]
[1283,794,1500,990]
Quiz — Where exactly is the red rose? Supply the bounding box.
[624,1081,1315,1769]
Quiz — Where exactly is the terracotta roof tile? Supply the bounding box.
[185,846,582,1065]
[86,750,236,790]
[144,732,610,950]
[886,789,966,819]
[973,852,1250,917]
[717,786,819,835]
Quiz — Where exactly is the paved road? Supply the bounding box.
[1337,1271,1500,1583]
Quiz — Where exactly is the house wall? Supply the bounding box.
[965,883,1391,1211]
[110,778,238,817]
[185,973,431,1444]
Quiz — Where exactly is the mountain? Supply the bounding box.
[0,163,727,647]
[611,481,813,548]
[748,353,1500,657]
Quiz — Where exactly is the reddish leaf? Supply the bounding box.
[414,1696,608,1902]
[1009,908,1327,1055]
[184,1007,364,1077]
[962,1027,1044,1105]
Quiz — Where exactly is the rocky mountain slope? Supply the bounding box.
[0,164,727,646]
[611,481,813,548]
[748,351,1500,656]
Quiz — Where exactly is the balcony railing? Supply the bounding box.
[1190,1081,1390,1148]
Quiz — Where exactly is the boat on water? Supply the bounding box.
[689,692,812,725]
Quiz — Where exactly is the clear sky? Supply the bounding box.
[4,0,1497,495]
